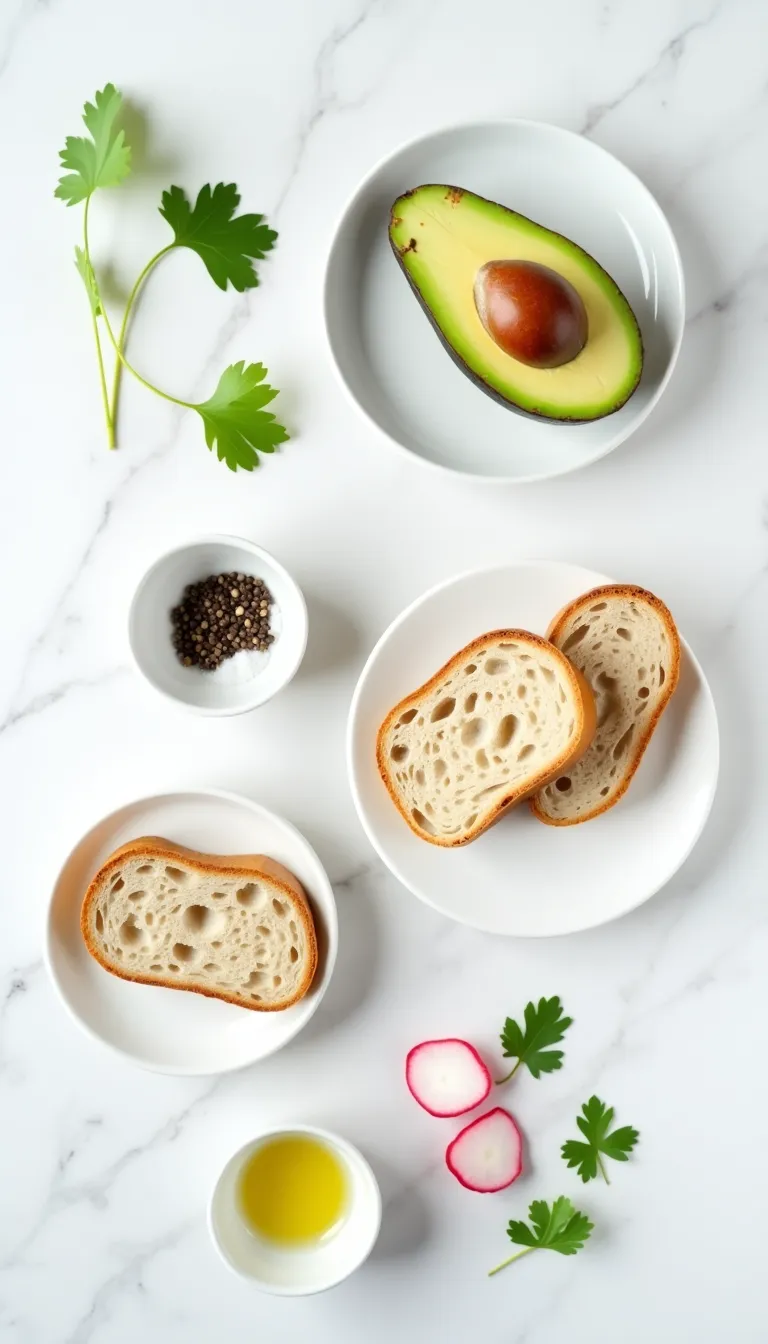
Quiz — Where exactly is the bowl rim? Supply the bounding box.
[128,533,308,717]
[323,116,686,485]
[208,1123,383,1294]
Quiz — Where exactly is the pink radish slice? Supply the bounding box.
[446,1107,523,1192]
[406,1039,492,1117]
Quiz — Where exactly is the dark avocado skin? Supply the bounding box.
[388,187,644,425]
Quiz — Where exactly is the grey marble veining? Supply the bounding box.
[1,0,767,1339]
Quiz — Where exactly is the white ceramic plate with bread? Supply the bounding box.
[348,561,718,936]
[46,791,338,1073]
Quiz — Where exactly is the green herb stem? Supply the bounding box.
[488,1246,536,1276]
[99,294,196,410]
[597,1155,610,1185]
[495,1059,522,1086]
[109,243,176,431]
[83,197,115,448]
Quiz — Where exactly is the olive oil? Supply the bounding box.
[237,1134,348,1246]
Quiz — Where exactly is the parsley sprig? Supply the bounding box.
[56,84,287,470]
[561,1096,639,1184]
[497,996,573,1084]
[488,1197,593,1276]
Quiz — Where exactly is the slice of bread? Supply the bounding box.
[376,630,596,846]
[80,838,317,1011]
[532,585,680,825]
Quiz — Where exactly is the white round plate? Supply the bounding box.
[45,791,338,1073]
[325,121,684,483]
[348,562,718,936]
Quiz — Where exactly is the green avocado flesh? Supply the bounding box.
[389,185,643,422]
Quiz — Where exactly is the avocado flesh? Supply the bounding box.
[389,186,643,422]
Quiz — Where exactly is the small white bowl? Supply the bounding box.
[129,536,308,716]
[209,1126,382,1294]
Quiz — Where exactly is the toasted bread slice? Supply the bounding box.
[80,838,317,1011]
[532,585,680,825]
[377,630,596,846]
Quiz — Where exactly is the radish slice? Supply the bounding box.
[445,1107,523,1192]
[406,1039,492,1117]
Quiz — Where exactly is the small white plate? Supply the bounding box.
[129,536,308,716]
[348,562,718,936]
[209,1125,382,1294]
[45,791,338,1073]
[325,121,684,483]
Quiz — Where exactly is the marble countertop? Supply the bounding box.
[2,0,767,1339]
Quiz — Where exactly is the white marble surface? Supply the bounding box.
[1,0,767,1339]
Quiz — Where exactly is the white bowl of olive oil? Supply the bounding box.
[209,1126,382,1294]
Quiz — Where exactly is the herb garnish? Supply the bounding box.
[56,84,287,470]
[561,1095,639,1184]
[497,996,573,1083]
[488,1197,593,1276]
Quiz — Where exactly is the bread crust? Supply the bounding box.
[80,837,318,1011]
[376,630,597,846]
[531,585,681,826]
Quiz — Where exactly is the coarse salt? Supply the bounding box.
[206,603,283,685]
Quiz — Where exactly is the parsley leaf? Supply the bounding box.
[159,184,277,291]
[519,1198,593,1254]
[74,246,101,315]
[497,996,573,1083]
[55,83,131,205]
[195,361,289,471]
[561,1095,639,1184]
[56,86,286,468]
[489,1197,593,1275]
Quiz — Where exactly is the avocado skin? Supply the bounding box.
[389,187,644,424]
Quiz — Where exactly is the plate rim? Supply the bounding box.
[346,559,719,936]
[44,788,339,1074]
[323,117,686,485]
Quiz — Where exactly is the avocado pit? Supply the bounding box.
[474,260,588,369]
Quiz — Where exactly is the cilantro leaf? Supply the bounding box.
[498,996,573,1082]
[489,1197,593,1275]
[55,84,131,205]
[561,1095,639,1184]
[74,246,101,315]
[561,1138,599,1183]
[159,184,277,291]
[195,361,288,471]
[523,1197,593,1253]
[56,87,286,471]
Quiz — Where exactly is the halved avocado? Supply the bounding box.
[389,185,643,422]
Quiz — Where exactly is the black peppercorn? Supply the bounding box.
[170,571,274,671]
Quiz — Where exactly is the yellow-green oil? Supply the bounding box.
[237,1135,348,1246]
